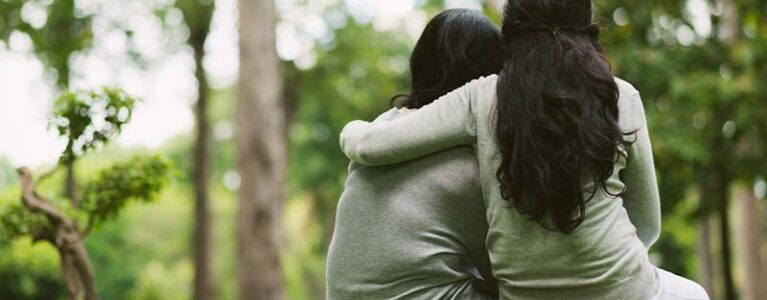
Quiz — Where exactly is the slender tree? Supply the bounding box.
[237,0,284,299]
[0,89,171,300]
[175,1,218,299]
[714,1,738,297]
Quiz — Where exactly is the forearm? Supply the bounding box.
[340,81,482,166]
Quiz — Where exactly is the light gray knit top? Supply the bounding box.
[340,75,661,300]
[327,109,498,300]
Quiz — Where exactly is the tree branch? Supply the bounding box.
[30,227,54,244]
[17,167,71,226]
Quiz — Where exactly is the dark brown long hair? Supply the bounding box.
[494,0,630,233]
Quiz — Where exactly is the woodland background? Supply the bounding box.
[0,0,765,299]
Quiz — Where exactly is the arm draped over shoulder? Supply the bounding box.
[340,77,485,166]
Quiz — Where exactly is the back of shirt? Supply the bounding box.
[327,110,495,300]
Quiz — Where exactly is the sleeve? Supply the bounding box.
[621,91,662,250]
[345,108,400,174]
[339,77,485,166]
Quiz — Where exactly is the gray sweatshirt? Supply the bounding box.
[340,75,661,300]
[327,109,498,300]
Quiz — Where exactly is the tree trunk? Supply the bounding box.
[717,174,736,300]
[716,2,738,298]
[696,174,717,299]
[18,168,98,300]
[237,0,285,299]
[60,249,84,299]
[737,188,765,300]
[57,226,98,300]
[192,40,218,300]
[178,2,217,299]
[696,190,716,298]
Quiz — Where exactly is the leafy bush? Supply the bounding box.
[81,156,172,228]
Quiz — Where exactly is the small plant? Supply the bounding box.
[0,88,171,300]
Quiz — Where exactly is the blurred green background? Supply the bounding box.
[0,0,766,299]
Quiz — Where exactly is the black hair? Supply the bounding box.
[494,0,630,233]
[392,9,504,109]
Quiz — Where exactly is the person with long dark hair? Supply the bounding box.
[326,9,504,299]
[340,1,709,299]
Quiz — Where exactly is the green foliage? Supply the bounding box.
[0,203,47,241]
[51,88,138,163]
[596,0,767,188]
[0,240,66,300]
[83,181,198,300]
[126,261,192,300]
[0,180,46,243]
[81,156,172,228]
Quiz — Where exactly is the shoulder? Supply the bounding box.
[435,74,498,109]
[614,77,640,97]
[614,77,643,110]
[460,74,498,105]
[614,77,647,129]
